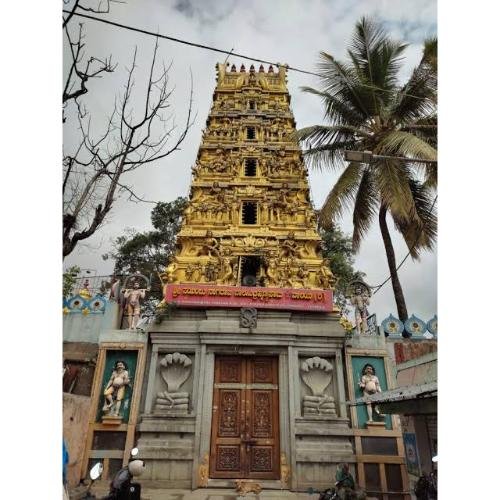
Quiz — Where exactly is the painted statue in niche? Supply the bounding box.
[358,363,384,423]
[155,353,192,413]
[300,356,336,416]
[102,360,131,417]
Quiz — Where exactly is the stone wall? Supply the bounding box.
[63,393,91,487]
[136,308,356,491]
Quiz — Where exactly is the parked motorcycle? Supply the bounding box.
[102,447,146,500]
[81,462,104,499]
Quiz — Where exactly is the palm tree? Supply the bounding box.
[297,18,437,321]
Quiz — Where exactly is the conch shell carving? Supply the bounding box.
[300,356,333,396]
[160,352,192,392]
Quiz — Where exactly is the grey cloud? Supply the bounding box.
[63,0,437,321]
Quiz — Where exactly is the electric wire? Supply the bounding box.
[62,10,432,101]
[63,9,438,294]
[370,194,438,295]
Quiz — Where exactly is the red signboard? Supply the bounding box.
[164,284,333,312]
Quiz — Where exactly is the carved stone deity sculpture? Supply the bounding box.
[155,353,192,414]
[198,453,209,487]
[280,453,290,489]
[102,360,131,418]
[350,285,370,334]
[358,364,382,423]
[123,281,146,330]
[317,258,336,289]
[300,356,336,416]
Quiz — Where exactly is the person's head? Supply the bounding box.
[114,360,128,371]
[133,282,139,289]
[362,364,375,376]
[341,463,349,473]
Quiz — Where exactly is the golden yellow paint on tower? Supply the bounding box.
[163,62,336,291]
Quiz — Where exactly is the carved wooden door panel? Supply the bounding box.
[210,356,280,479]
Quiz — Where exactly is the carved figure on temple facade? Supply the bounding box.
[358,364,382,423]
[280,259,295,288]
[260,200,269,224]
[123,281,147,330]
[155,353,192,414]
[264,253,279,286]
[218,252,237,285]
[185,264,194,281]
[296,263,310,288]
[183,203,194,224]
[165,260,179,284]
[230,193,240,224]
[317,259,336,289]
[350,283,371,334]
[102,360,130,418]
[199,231,221,258]
[192,263,203,282]
[79,279,92,299]
[300,357,336,416]
[280,232,298,259]
[211,147,228,173]
[280,453,290,489]
[198,453,209,487]
[203,261,218,282]
[304,207,317,227]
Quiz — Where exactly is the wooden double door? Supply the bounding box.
[209,355,280,479]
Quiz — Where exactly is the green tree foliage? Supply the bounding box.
[63,265,81,298]
[297,18,437,321]
[103,197,187,299]
[320,226,365,313]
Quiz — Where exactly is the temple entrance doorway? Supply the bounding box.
[209,355,280,480]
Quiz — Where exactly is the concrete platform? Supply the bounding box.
[76,484,318,500]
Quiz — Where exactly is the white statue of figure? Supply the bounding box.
[350,286,370,334]
[102,360,130,417]
[123,281,146,330]
[358,364,382,423]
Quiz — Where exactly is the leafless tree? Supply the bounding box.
[63,38,195,257]
[63,1,122,117]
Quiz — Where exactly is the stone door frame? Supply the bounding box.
[192,344,291,489]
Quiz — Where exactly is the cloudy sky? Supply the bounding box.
[63,0,437,323]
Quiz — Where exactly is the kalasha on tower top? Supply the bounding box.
[162,62,337,312]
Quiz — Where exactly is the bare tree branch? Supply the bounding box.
[63,41,195,257]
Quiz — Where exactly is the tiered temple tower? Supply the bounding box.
[80,63,410,498]
[163,62,335,293]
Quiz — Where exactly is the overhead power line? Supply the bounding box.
[62,10,432,100]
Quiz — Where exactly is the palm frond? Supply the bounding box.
[391,180,437,258]
[301,86,366,126]
[296,124,369,147]
[373,159,416,222]
[348,17,407,113]
[351,169,378,252]
[316,51,373,120]
[301,141,358,171]
[376,130,437,161]
[318,161,363,229]
[422,37,437,74]
[391,38,437,121]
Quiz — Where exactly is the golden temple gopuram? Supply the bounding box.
[77,62,410,499]
[163,62,336,291]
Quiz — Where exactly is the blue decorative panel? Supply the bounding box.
[381,314,404,336]
[404,315,426,336]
